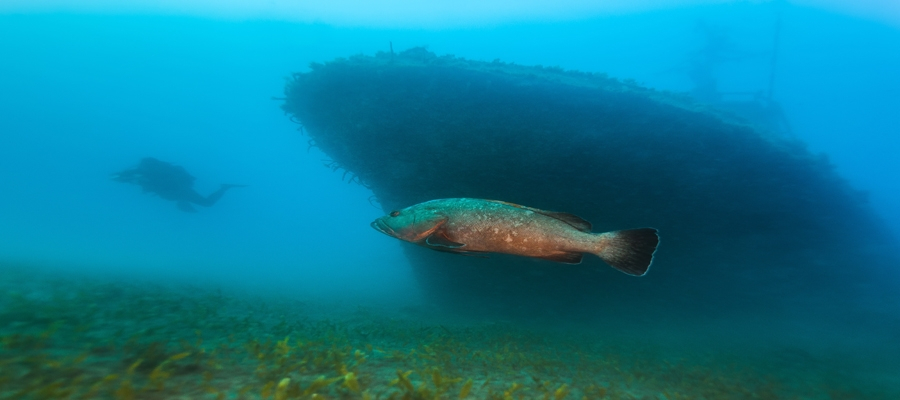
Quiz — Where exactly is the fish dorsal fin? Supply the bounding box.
[484,200,592,233]
[540,211,592,232]
[425,229,465,249]
[536,252,584,264]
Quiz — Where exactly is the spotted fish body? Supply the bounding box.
[371,198,659,276]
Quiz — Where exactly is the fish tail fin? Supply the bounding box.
[595,228,659,276]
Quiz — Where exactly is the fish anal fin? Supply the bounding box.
[483,199,592,232]
[425,230,465,249]
[536,252,584,264]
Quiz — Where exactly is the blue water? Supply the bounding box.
[1,2,899,398]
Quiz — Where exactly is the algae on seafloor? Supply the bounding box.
[1,266,897,399]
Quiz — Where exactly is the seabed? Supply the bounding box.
[2,265,896,400]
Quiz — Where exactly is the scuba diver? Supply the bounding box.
[111,157,245,212]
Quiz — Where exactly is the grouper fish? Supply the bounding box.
[371,198,660,276]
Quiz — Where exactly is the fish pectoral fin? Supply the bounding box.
[535,252,584,264]
[424,231,465,248]
[412,217,449,242]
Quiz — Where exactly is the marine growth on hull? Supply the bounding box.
[282,48,897,319]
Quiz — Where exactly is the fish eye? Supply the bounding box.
[389,210,400,217]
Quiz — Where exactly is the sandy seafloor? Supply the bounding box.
[2,263,898,400]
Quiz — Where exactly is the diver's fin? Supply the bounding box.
[595,228,659,276]
[177,201,198,213]
[425,230,465,248]
[483,200,592,232]
[536,252,583,264]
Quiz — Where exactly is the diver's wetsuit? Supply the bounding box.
[112,157,244,212]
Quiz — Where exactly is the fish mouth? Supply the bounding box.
[370,218,396,237]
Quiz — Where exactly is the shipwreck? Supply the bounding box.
[282,48,896,320]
